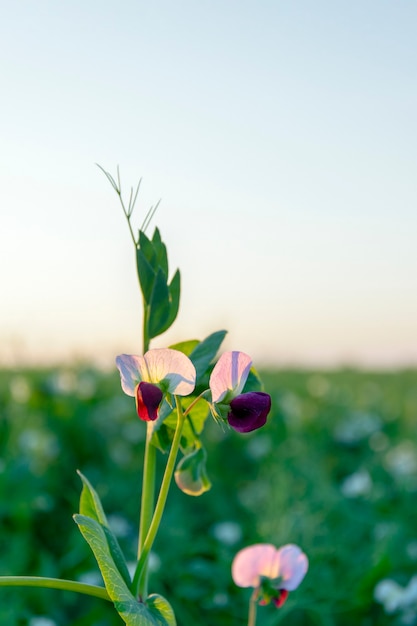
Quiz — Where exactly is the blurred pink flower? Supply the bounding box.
[232,543,308,608]
[209,351,271,433]
[116,349,196,421]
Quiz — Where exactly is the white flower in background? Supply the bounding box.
[340,469,372,498]
[374,576,417,616]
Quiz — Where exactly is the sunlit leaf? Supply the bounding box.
[74,514,176,625]
[169,338,200,356]
[77,471,131,588]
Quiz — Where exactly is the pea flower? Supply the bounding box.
[232,543,308,608]
[209,351,271,433]
[116,348,196,421]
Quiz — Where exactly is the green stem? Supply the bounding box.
[142,305,150,355]
[132,397,185,598]
[0,576,110,602]
[248,589,258,626]
[183,389,210,417]
[136,422,156,598]
[135,266,153,597]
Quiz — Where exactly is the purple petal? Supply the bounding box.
[276,544,309,591]
[228,392,271,433]
[136,382,163,421]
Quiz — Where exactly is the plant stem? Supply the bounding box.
[248,589,258,626]
[0,576,111,601]
[132,397,185,598]
[136,422,156,599]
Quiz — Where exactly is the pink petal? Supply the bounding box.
[275,544,309,591]
[116,349,196,397]
[231,544,278,588]
[209,351,252,403]
[144,348,196,395]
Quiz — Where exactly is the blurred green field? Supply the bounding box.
[1,366,416,626]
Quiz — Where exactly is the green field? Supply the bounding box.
[1,366,416,625]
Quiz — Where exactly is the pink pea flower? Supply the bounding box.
[209,351,271,433]
[116,348,196,421]
[232,543,308,608]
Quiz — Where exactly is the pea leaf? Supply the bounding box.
[77,471,131,588]
[148,269,171,339]
[74,514,176,625]
[189,330,227,380]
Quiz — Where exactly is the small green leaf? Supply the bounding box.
[182,397,210,448]
[189,330,227,380]
[147,594,176,626]
[158,397,210,452]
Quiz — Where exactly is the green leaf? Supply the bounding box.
[189,330,227,380]
[169,339,200,356]
[151,269,181,337]
[151,228,168,278]
[78,470,107,524]
[164,269,181,331]
[149,422,175,453]
[136,249,156,304]
[182,397,210,449]
[77,471,131,589]
[74,515,176,626]
[147,398,176,452]
[138,231,157,268]
[156,397,210,452]
[148,269,171,339]
[147,594,176,626]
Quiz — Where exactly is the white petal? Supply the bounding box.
[115,354,147,396]
[209,351,252,403]
[144,348,196,395]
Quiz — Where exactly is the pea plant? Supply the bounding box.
[0,167,307,626]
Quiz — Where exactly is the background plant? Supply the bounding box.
[1,366,416,625]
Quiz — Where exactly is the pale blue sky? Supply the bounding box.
[1,1,416,367]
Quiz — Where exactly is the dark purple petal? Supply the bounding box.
[228,392,271,433]
[136,382,163,421]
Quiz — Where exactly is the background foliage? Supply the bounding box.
[1,365,416,625]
